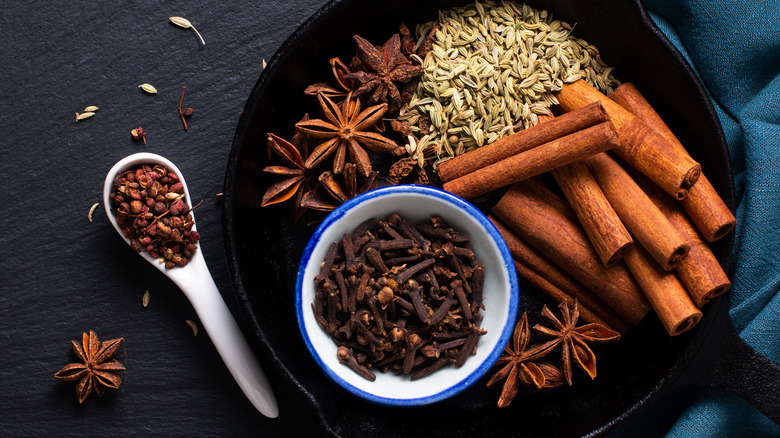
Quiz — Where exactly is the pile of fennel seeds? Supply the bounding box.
[397,0,620,169]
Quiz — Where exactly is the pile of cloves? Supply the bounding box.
[312,213,486,381]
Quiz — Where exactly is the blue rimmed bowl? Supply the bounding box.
[295,185,518,406]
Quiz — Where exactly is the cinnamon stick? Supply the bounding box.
[551,160,633,266]
[609,83,736,242]
[443,121,619,199]
[437,102,609,182]
[675,228,731,307]
[634,172,731,307]
[556,80,701,200]
[490,215,631,333]
[584,152,690,271]
[491,181,651,326]
[623,245,702,336]
[513,260,628,333]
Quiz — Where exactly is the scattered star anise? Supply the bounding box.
[262,115,315,221]
[54,331,125,403]
[486,312,561,407]
[344,33,423,113]
[301,162,379,212]
[533,299,621,386]
[296,93,398,177]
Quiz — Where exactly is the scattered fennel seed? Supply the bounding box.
[139,83,158,94]
[87,202,99,223]
[185,319,198,336]
[169,16,205,45]
[76,112,95,122]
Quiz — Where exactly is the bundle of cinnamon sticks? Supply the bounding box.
[438,80,734,336]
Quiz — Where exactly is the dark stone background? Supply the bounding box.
[0,0,703,436]
[0,1,326,436]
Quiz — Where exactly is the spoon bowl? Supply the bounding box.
[103,152,279,418]
[103,153,196,274]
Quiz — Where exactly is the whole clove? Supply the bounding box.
[312,213,487,380]
[338,346,376,381]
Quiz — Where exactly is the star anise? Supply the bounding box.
[533,299,621,386]
[261,116,315,222]
[304,57,355,103]
[296,93,398,177]
[54,330,125,403]
[301,162,379,212]
[344,33,423,114]
[486,312,561,407]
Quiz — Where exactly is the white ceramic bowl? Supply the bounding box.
[295,185,518,406]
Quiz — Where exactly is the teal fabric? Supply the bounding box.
[641,0,780,435]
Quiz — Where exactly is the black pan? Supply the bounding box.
[222,0,780,435]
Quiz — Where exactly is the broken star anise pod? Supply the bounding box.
[304,57,355,103]
[54,330,125,403]
[486,312,561,407]
[533,299,621,386]
[344,33,423,114]
[301,162,379,212]
[296,93,397,177]
[262,116,316,222]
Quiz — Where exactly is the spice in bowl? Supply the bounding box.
[311,212,486,381]
[109,163,200,268]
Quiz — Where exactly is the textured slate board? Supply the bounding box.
[0,0,696,436]
[0,1,325,436]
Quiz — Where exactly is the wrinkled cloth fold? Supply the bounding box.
[638,0,780,435]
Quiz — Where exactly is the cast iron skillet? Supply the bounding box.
[223,0,780,435]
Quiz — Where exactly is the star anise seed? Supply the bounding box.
[533,299,621,386]
[54,330,125,403]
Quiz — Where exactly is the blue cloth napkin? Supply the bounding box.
[641,0,780,435]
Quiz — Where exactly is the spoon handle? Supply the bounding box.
[174,254,280,418]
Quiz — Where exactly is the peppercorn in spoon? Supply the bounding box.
[103,152,279,418]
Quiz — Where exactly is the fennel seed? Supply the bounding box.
[185,319,198,336]
[87,202,99,223]
[139,83,158,94]
[169,16,205,45]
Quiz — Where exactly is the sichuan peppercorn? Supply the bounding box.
[110,163,200,268]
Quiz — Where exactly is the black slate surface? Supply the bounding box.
[0,1,325,436]
[0,1,700,436]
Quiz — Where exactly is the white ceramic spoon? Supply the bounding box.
[103,152,279,418]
